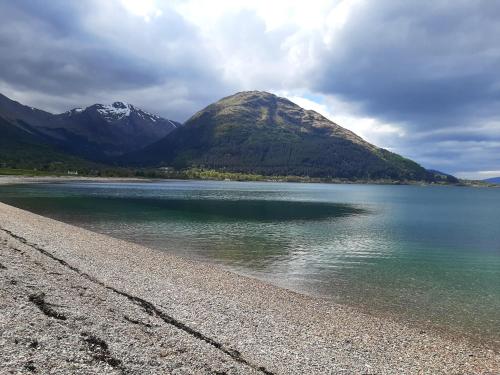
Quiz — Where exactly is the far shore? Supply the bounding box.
[0,173,497,188]
[0,175,156,186]
[0,202,498,374]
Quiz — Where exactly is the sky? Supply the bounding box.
[0,0,499,179]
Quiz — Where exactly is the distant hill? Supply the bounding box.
[484,177,500,184]
[127,91,437,181]
[0,93,179,161]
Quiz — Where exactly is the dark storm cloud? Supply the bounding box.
[0,1,157,93]
[313,0,500,175]
[316,1,500,127]
[0,0,229,119]
[6,1,88,36]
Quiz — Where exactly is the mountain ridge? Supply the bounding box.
[0,93,180,161]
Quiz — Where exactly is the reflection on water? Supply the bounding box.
[0,180,499,348]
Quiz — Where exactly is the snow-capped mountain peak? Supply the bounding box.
[62,101,181,130]
[96,102,132,120]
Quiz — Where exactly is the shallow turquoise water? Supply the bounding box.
[1,180,499,346]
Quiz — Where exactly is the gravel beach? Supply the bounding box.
[0,201,498,374]
[0,175,153,186]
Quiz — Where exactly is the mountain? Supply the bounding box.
[127,91,435,181]
[0,114,94,171]
[0,92,55,128]
[483,177,500,184]
[0,93,180,161]
[50,102,180,158]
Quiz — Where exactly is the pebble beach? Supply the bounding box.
[0,200,499,374]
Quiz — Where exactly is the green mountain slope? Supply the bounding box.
[128,91,433,181]
[0,115,94,171]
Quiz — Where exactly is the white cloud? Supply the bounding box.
[120,0,162,22]
[175,0,342,32]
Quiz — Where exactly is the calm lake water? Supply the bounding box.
[1,180,499,347]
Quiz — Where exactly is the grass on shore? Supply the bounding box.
[0,166,467,185]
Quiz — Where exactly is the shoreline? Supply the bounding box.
[1,174,497,188]
[0,175,156,186]
[0,202,498,374]
[228,263,500,352]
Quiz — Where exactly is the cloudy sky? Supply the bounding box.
[1,0,499,179]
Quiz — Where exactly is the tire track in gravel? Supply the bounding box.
[0,226,275,375]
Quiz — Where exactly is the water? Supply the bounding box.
[1,180,499,347]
